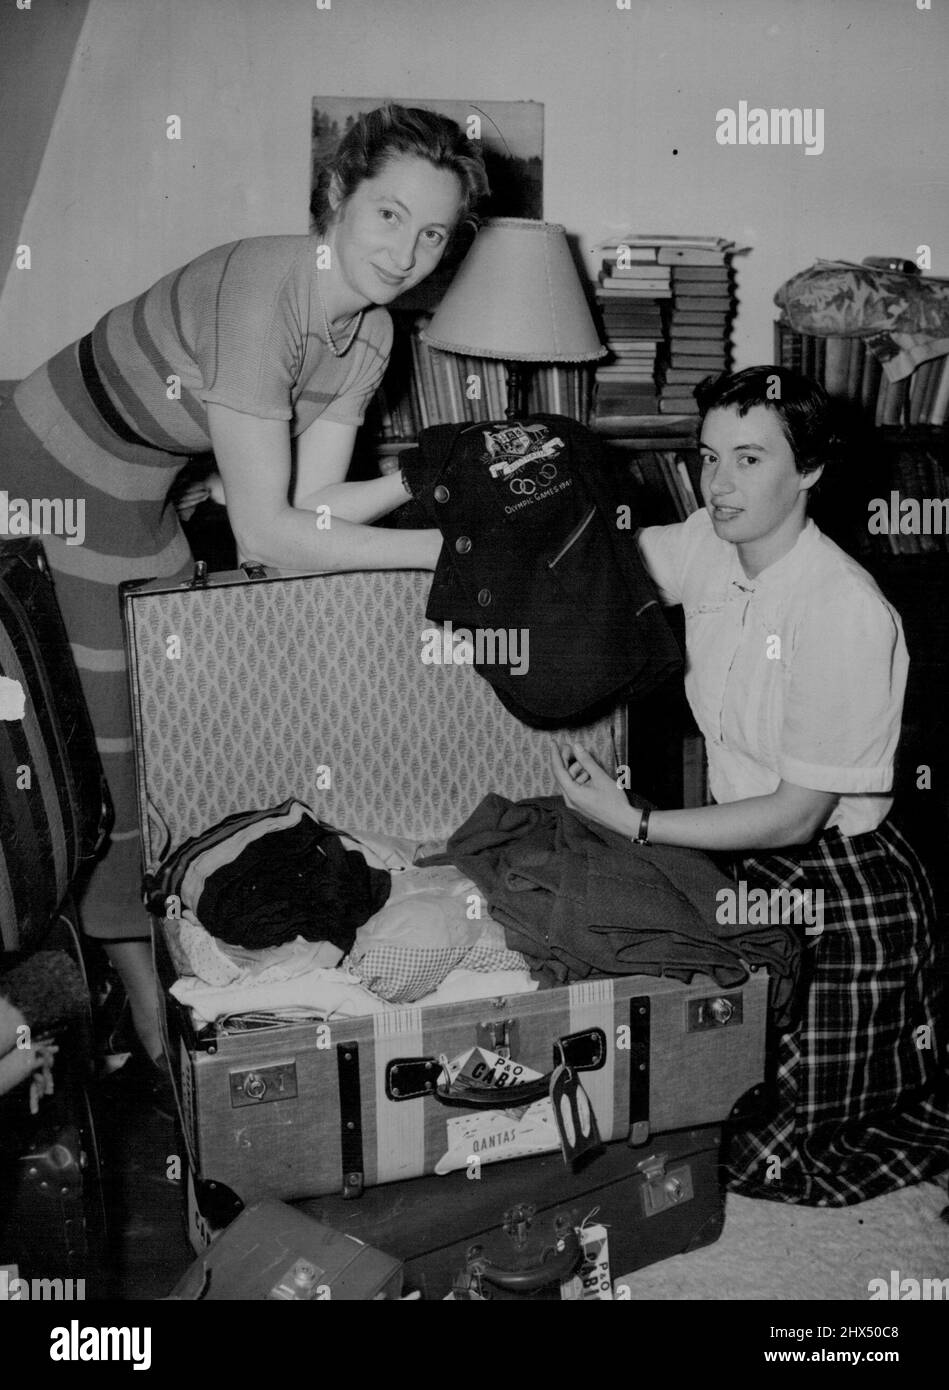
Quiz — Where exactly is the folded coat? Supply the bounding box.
[400,414,682,726]
[438,794,801,1026]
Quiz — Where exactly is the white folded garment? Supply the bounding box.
[170,963,537,1026]
[170,967,392,1026]
[422,967,539,1006]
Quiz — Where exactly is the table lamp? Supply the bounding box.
[421,217,606,419]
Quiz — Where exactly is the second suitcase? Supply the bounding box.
[0,537,110,950]
[299,1124,725,1299]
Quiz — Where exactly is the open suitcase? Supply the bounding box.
[122,565,769,1269]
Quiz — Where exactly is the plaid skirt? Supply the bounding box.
[725,820,949,1206]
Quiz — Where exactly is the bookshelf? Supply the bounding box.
[368,310,596,442]
[774,319,949,941]
[775,321,949,430]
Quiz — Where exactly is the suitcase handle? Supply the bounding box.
[386,1027,606,1106]
[465,1223,583,1293]
[434,1072,552,1110]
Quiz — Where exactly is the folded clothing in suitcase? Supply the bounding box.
[123,566,769,1217]
[0,538,110,950]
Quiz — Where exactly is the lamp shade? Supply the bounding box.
[421,218,606,363]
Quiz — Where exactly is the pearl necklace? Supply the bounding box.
[316,266,363,358]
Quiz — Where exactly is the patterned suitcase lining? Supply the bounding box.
[125,569,625,871]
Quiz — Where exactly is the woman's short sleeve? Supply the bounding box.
[778,585,907,794]
[191,241,304,421]
[637,518,694,606]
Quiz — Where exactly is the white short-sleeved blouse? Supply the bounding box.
[637,509,908,837]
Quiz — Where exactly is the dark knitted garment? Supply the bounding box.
[196,815,390,951]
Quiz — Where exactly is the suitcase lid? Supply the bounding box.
[122,567,625,872]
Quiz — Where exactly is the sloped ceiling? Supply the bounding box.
[0,0,91,341]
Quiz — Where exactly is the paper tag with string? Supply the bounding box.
[560,1208,613,1301]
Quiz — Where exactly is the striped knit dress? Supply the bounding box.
[1,236,392,938]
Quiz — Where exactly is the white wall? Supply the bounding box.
[0,0,89,298]
[2,0,946,377]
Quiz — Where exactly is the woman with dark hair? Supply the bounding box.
[552,365,949,1206]
[0,104,488,1076]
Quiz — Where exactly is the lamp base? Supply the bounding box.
[504,364,533,420]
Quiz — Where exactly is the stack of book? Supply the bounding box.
[591,235,736,421]
[656,236,735,415]
[775,322,949,427]
[592,244,671,418]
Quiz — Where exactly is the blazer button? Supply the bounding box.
[433,484,450,503]
[477,587,492,607]
[455,535,472,554]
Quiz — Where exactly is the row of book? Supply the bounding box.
[369,313,592,438]
[593,235,736,421]
[623,447,703,524]
[623,447,709,806]
[775,322,949,427]
[854,438,949,557]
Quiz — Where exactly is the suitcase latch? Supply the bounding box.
[688,992,743,1031]
[228,1061,298,1108]
[268,1259,327,1301]
[636,1153,694,1217]
[477,1018,517,1060]
[502,1203,535,1250]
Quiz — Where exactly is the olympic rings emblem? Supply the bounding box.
[508,461,558,495]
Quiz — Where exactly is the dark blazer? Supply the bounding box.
[401,414,682,726]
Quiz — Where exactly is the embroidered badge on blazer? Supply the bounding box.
[479,421,572,514]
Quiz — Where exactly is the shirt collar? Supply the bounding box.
[727,518,818,595]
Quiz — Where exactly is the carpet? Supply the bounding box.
[616,1180,949,1300]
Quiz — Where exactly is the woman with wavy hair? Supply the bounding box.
[1,105,488,1081]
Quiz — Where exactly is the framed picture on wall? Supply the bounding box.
[310,96,543,310]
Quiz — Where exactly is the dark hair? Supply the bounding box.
[310,104,490,241]
[695,365,843,488]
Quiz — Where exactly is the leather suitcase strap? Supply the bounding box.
[337,1042,364,1199]
[627,996,651,1144]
